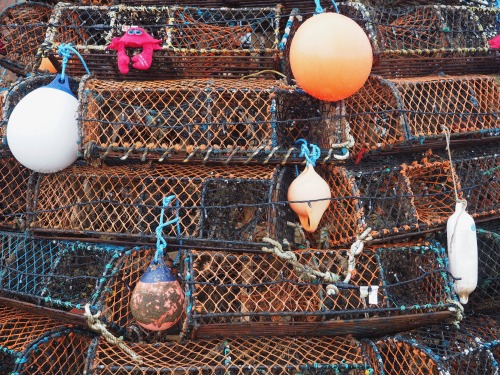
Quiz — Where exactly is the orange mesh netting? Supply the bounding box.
[43,4,284,80]
[0,2,53,75]
[29,162,296,245]
[315,147,498,247]
[181,243,454,339]
[0,154,31,231]
[345,75,500,156]
[0,303,92,374]
[332,4,500,78]
[89,335,372,374]
[80,77,350,163]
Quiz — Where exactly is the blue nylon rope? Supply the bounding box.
[153,195,181,264]
[57,43,91,80]
[296,138,320,166]
[314,0,339,14]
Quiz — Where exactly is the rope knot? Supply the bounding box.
[296,139,320,166]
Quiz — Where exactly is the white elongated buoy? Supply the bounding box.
[447,200,478,304]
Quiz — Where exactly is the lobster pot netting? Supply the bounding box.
[363,314,500,375]
[466,226,500,313]
[0,2,53,75]
[316,147,499,248]
[0,153,32,231]
[345,74,500,156]
[29,162,296,246]
[42,3,286,80]
[80,77,350,163]
[0,230,133,314]
[328,4,500,78]
[181,243,455,339]
[0,232,177,341]
[88,335,372,374]
[0,303,92,375]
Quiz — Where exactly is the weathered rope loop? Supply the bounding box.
[262,237,340,295]
[84,304,143,363]
[445,298,464,326]
[343,227,373,283]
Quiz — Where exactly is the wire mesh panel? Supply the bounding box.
[0,152,32,231]
[0,2,53,75]
[88,335,372,374]
[466,227,500,313]
[363,314,500,375]
[0,303,92,375]
[42,3,287,80]
[315,148,499,248]
[331,4,500,78]
[181,242,456,339]
[29,162,296,246]
[79,77,351,163]
[345,74,500,156]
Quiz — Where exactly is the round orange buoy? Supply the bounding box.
[289,12,373,101]
[130,258,185,331]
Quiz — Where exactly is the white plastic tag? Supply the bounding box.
[368,286,379,305]
[359,286,369,299]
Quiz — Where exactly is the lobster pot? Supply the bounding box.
[0,231,179,340]
[0,153,32,231]
[181,243,455,339]
[453,147,499,218]
[43,3,288,80]
[316,157,456,247]
[324,4,500,79]
[0,303,92,375]
[0,230,133,315]
[363,315,500,375]
[88,335,372,374]
[29,162,295,245]
[345,75,500,156]
[79,77,350,163]
[0,2,53,75]
[466,228,500,313]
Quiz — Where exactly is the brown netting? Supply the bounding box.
[315,146,499,247]
[88,335,372,374]
[79,77,351,163]
[363,314,500,375]
[323,4,500,78]
[42,4,285,80]
[181,243,454,339]
[345,75,500,157]
[29,162,296,246]
[0,303,92,374]
[0,2,53,75]
[0,153,31,231]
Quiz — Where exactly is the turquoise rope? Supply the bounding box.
[153,195,180,264]
[57,43,91,80]
[314,0,339,14]
[296,138,320,166]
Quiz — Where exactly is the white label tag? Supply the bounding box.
[368,286,379,305]
[359,286,369,299]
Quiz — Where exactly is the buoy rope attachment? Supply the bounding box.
[314,0,339,14]
[57,43,91,81]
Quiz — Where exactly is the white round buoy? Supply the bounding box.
[6,75,79,173]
